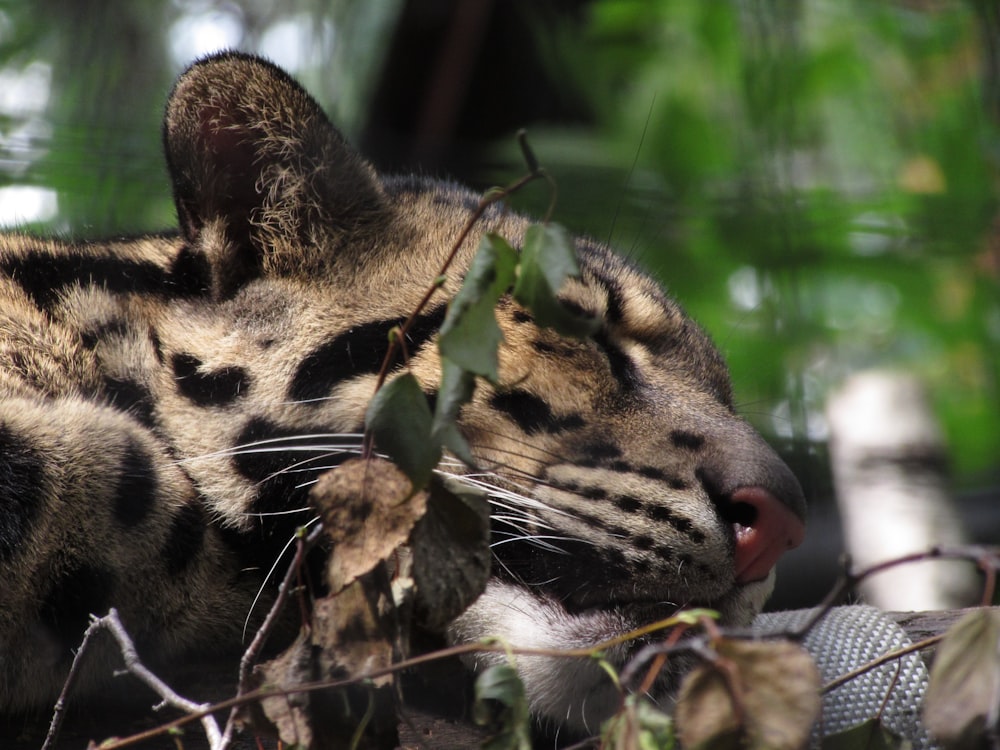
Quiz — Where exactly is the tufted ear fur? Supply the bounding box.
[163,51,388,298]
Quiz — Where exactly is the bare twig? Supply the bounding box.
[822,634,944,694]
[45,609,226,750]
[791,545,1000,640]
[42,611,104,750]
[223,524,324,745]
[82,547,1000,749]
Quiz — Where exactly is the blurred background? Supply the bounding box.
[0,0,997,608]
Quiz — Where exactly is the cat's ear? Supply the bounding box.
[163,52,388,297]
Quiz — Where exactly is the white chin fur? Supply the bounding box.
[448,574,776,735]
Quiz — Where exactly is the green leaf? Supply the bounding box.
[439,233,517,382]
[431,357,476,467]
[513,223,599,338]
[364,372,440,488]
[602,694,677,750]
[821,718,910,750]
[923,608,1000,749]
[473,664,532,750]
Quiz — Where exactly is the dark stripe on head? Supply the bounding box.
[0,250,171,311]
[489,389,585,436]
[592,330,640,390]
[167,246,213,296]
[80,319,131,349]
[670,431,705,451]
[171,353,250,406]
[288,306,446,403]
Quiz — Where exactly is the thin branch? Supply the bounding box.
[86,547,1000,749]
[42,612,104,750]
[790,545,1000,640]
[46,609,226,750]
[223,524,324,744]
[822,634,944,694]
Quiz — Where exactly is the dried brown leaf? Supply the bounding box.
[253,577,401,749]
[252,630,316,748]
[311,457,428,592]
[923,608,1000,749]
[676,638,821,750]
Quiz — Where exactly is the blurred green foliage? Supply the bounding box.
[516,0,1000,481]
[0,0,997,486]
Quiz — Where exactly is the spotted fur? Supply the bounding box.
[0,52,805,732]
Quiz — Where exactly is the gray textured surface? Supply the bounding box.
[755,605,934,748]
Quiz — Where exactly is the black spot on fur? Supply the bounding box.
[655,545,675,562]
[615,496,642,513]
[512,310,532,324]
[633,559,652,575]
[634,465,690,490]
[103,376,156,426]
[633,535,655,551]
[150,329,165,365]
[605,547,627,567]
[601,279,625,324]
[80,319,130,349]
[162,503,206,576]
[582,441,622,461]
[593,330,641,390]
[670,430,705,451]
[532,340,557,354]
[167,245,213,296]
[644,504,706,544]
[289,306,446,402]
[113,440,158,528]
[40,564,114,652]
[0,426,45,562]
[0,250,171,311]
[172,353,249,406]
[489,389,585,436]
[338,612,370,642]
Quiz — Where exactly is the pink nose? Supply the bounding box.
[731,487,806,584]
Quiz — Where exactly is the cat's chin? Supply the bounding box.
[448,571,776,734]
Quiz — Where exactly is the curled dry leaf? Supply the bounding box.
[254,580,401,749]
[923,608,1000,749]
[676,638,821,750]
[252,630,317,748]
[310,456,428,593]
[411,474,491,632]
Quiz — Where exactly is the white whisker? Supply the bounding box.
[242,516,320,641]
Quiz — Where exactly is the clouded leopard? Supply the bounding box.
[0,51,805,736]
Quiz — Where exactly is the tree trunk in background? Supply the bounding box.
[826,371,979,610]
